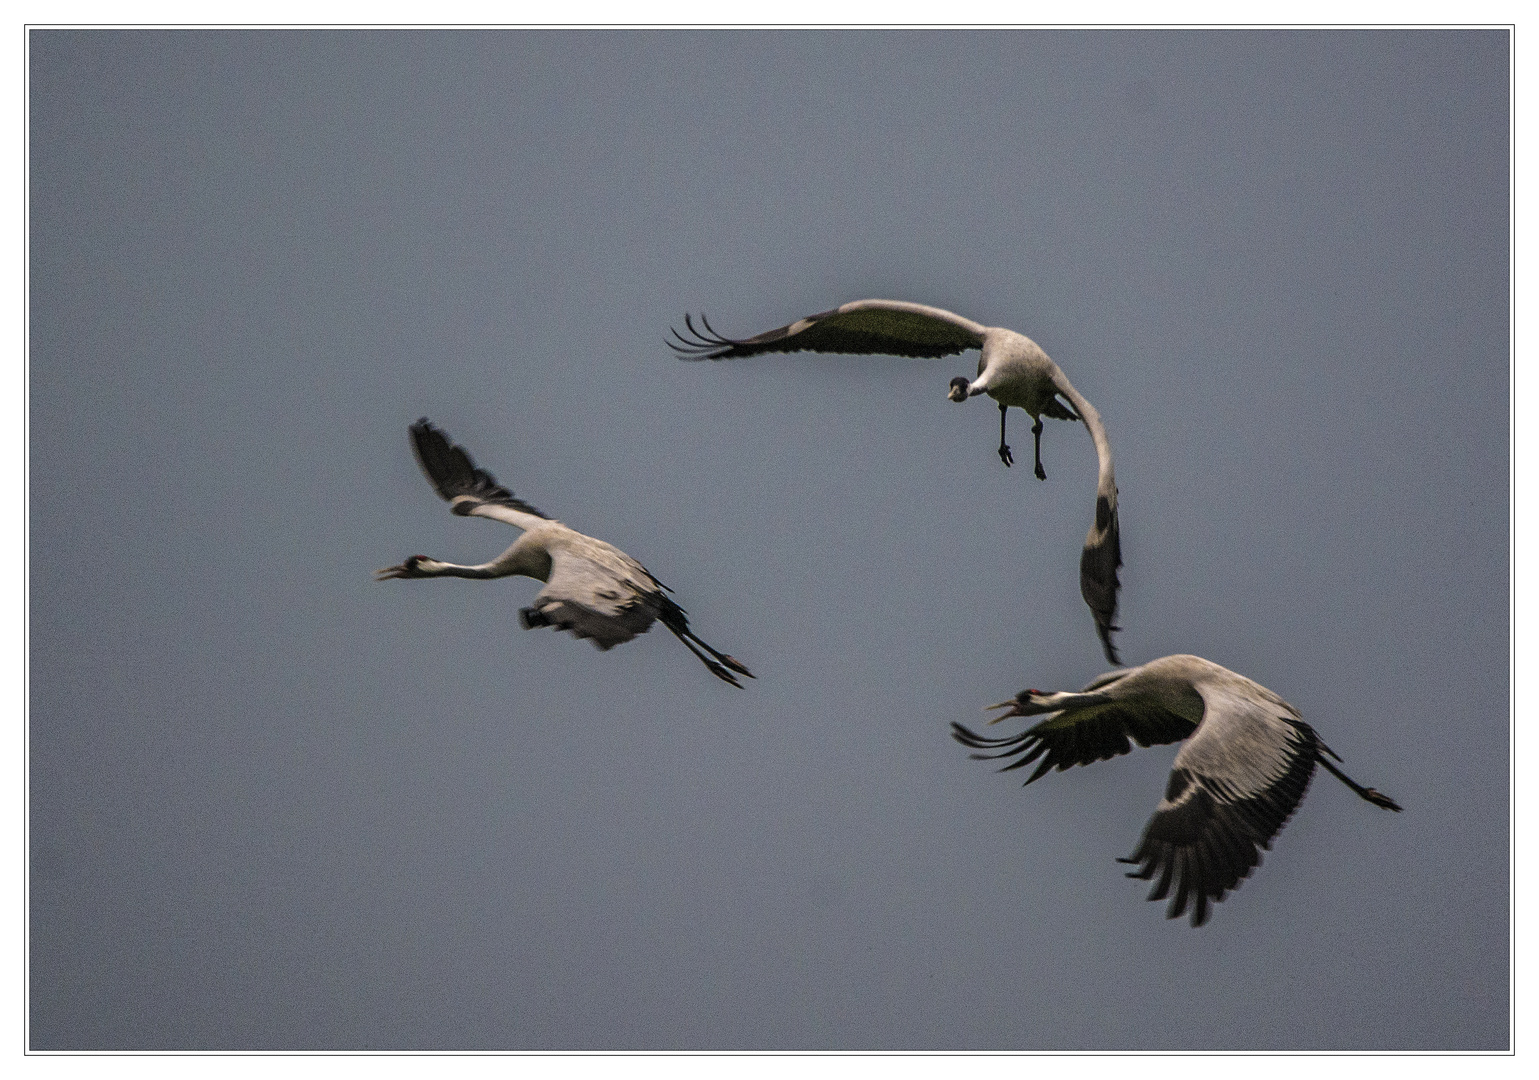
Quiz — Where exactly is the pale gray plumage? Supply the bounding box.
[670,298,1122,664]
[376,419,754,687]
[952,654,1401,927]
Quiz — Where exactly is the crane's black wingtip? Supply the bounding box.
[666,331,712,361]
[668,312,741,360]
[408,418,456,462]
[1093,624,1122,666]
[950,721,990,748]
[403,419,551,520]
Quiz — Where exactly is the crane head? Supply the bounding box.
[374,555,430,580]
[985,689,1054,723]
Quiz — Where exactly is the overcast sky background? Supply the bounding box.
[28,29,1509,1050]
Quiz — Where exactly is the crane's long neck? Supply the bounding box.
[410,558,503,579]
[1030,665,1205,724]
[416,537,552,581]
[1001,687,1117,720]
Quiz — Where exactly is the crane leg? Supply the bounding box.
[1032,418,1046,481]
[1316,753,1403,812]
[997,404,1013,467]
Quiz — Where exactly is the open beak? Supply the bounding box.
[986,700,1024,724]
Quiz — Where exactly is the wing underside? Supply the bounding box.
[522,552,753,686]
[521,549,660,650]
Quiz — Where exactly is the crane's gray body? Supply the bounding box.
[955,653,1401,927]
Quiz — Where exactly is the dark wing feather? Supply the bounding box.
[1043,396,1079,422]
[1080,494,1123,665]
[409,418,550,520]
[1118,718,1320,928]
[951,700,1195,786]
[668,303,985,360]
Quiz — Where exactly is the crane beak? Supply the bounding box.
[374,555,426,580]
[947,376,970,403]
[986,700,1024,724]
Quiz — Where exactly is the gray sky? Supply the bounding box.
[28,29,1509,1050]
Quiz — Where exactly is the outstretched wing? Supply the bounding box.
[1047,370,1122,664]
[952,695,1195,786]
[1079,487,1122,664]
[668,299,988,360]
[1118,682,1320,927]
[521,546,661,651]
[409,418,552,531]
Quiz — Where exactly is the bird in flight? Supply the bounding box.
[952,653,1401,927]
[670,298,1122,664]
[376,419,754,687]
